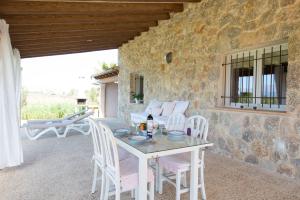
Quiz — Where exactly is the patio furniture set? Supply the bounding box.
[22,100,213,200]
[90,100,213,200]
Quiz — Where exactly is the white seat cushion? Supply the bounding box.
[173,101,189,114]
[154,116,168,126]
[161,102,176,116]
[130,112,148,124]
[152,107,163,116]
[131,112,168,125]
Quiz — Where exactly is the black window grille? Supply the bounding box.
[222,44,288,111]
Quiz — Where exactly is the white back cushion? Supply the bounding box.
[161,101,176,116]
[173,101,189,114]
[145,100,162,114]
[152,107,163,116]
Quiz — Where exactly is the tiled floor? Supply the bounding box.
[1,131,300,200]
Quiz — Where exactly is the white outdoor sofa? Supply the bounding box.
[130,100,189,126]
[23,110,94,140]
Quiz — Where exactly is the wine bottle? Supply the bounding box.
[146,112,154,138]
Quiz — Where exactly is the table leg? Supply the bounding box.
[138,156,148,200]
[190,148,199,200]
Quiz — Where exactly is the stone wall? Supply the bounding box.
[118,0,300,178]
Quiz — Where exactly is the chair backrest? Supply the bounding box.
[88,118,105,168]
[185,115,208,140]
[97,121,121,185]
[165,113,186,131]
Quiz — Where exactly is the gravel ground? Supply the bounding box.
[1,131,300,200]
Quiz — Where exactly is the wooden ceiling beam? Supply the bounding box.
[9,22,157,34]
[0,2,183,15]
[10,0,199,3]
[0,1,191,57]
[2,13,170,25]
[20,46,118,58]
[13,37,133,48]
[17,41,125,52]
[10,30,142,41]
[11,33,140,44]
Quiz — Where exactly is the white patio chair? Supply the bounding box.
[89,118,107,198]
[158,115,209,200]
[23,110,93,140]
[97,120,155,200]
[154,113,186,191]
[165,113,186,131]
[89,118,132,195]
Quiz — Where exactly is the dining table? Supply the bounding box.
[100,119,213,200]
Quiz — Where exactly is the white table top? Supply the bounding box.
[102,119,213,155]
[115,132,212,154]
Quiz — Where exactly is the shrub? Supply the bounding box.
[21,103,76,120]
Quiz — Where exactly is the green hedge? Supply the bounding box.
[22,103,76,120]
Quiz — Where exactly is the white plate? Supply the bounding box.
[115,129,130,136]
[116,128,130,133]
[130,136,147,141]
[168,131,184,136]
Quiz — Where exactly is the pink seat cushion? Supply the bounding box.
[119,157,154,192]
[159,153,202,172]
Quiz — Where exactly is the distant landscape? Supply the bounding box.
[21,89,99,120]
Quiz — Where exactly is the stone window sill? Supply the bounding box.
[212,106,294,117]
[129,102,144,105]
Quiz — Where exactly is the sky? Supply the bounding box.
[21,49,118,95]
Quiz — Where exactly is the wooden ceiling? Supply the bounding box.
[0,0,199,58]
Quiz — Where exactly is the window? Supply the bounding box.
[130,73,144,103]
[222,43,288,111]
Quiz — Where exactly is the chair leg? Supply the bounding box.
[149,181,154,200]
[182,171,187,188]
[200,165,206,200]
[176,171,181,200]
[158,165,163,194]
[131,189,135,199]
[100,172,106,200]
[115,184,121,200]
[155,161,159,192]
[91,162,98,193]
[103,175,110,200]
[135,188,138,199]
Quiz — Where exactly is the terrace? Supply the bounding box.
[1,0,300,200]
[1,130,300,200]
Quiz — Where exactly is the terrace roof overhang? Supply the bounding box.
[0,0,200,58]
[93,67,119,80]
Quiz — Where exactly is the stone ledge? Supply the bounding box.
[211,106,297,118]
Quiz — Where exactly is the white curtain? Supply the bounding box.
[13,48,22,125]
[0,20,23,169]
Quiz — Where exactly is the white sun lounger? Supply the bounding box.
[23,110,94,140]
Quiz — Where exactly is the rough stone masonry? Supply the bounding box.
[118,0,300,178]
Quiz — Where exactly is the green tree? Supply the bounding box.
[85,87,99,104]
[101,62,117,71]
